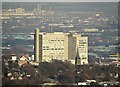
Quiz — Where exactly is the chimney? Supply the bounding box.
[34,28,40,63]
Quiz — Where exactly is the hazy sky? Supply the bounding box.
[2,0,120,2]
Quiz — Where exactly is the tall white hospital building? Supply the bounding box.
[35,29,88,65]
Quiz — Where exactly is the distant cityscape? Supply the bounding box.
[1,2,120,86]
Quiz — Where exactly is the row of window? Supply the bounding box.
[45,42,64,44]
[82,57,87,59]
[43,48,64,50]
[79,42,87,44]
[48,53,64,54]
[48,40,64,41]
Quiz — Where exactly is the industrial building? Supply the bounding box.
[34,28,88,65]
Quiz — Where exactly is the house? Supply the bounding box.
[19,55,29,61]
[18,60,27,67]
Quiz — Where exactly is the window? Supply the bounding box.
[82,57,87,59]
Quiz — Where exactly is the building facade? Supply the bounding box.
[74,34,88,65]
[35,30,88,65]
[42,32,69,62]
